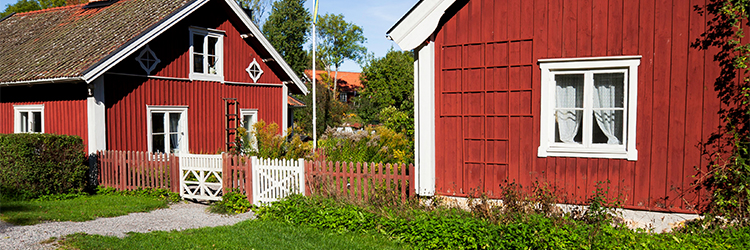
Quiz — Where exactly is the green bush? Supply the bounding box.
[0,133,88,199]
[318,125,413,164]
[209,189,252,214]
[233,120,312,160]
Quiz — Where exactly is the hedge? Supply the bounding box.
[0,133,87,199]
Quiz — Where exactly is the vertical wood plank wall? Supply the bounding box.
[433,0,717,212]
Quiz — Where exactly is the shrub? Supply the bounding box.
[0,133,88,199]
[233,120,312,160]
[209,189,252,214]
[318,125,413,164]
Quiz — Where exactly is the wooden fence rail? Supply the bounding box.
[305,161,415,202]
[97,150,179,192]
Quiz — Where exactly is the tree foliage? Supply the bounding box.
[356,49,414,127]
[262,0,310,76]
[293,75,348,138]
[693,0,750,225]
[316,13,367,92]
[1,0,67,18]
[236,0,272,25]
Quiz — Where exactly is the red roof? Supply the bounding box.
[304,70,363,92]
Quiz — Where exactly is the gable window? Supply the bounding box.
[245,58,263,83]
[189,27,224,82]
[538,56,640,160]
[147,106,188,154]
[241,109,258,150]
[14,105,44,133]
[135,45,161,75]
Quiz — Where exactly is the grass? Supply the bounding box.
[0,195,170,225]
[57,219,410,250]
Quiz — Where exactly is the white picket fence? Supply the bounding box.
[251,157,305,205]
[179,154,224,201]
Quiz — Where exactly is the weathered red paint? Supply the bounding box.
[433,0,718,212]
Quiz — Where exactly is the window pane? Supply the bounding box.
[555,74,584,108]
[555,110,583,144]
[169,113,180,133]
[208,56,217,74]
[592,110,623,145]
[243,115,253,131]
[170,134,179,153]
[152,134,165,153]
[208,36,217,55]
[193,55,204,73]
[32,111,41,132]
[152,113,164,133]
[21,112,29,132]
[193,34,203,53]
[593,73,625,108]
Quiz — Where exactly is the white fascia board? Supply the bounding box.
[81,0,210,83]
[0,77,84,86]
[223,0,308,95]
[387,0,456,51]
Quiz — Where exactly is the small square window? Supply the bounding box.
[245,58,264,83]
[538,56,640,160]
[135,45,161,75]
[14,104,44,133]
[190,27,224,82]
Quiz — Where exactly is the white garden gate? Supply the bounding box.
[251,157,305,205]
[179,154,223,201]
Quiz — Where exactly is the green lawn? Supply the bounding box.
[0,195,170,225]
[58,219,410,250]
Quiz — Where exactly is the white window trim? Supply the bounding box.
[146,106,189,155]
[13,104,44,133]
[135,45,161,75]
[189,27,224,82]
[538,56,640,161]
[245,58,264,83]
[241,109,259,150]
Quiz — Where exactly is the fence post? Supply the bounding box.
[245,156,253,204]
[408,163,415,198]
[298,158,305,196]
[170,154,180,193]
[222,153,229,194]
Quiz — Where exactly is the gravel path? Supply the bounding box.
[0,202,254,250]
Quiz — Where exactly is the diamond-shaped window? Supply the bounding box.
[136,45,161,75]
[245,58,263,83]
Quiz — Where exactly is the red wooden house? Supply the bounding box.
[388,0,719,212]
[0,0,307,155]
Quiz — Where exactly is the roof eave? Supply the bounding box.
[0,77,85,87]
[223,0,308,95]
[386,0,456,51]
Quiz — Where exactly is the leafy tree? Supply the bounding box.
[1,0,66,18]
[262,0,310,76]
[693,0,750,225]
[236,0,272,25]
[292,74,348,138]
[316,13,367,94]
[356,49,414,127]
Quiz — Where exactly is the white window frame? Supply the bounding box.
[240,109,259,150]
[135,44,161,75]
[13,104,44,133]
[146,106,189,154]
[189,27,224,82]
[538,56,640,161]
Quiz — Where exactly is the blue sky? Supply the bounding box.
[0,0,417,72]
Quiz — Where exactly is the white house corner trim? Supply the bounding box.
[282,84,289,134]
[87,76,107,154]
[416,42,436,196]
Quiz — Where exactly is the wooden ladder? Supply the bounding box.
[223,98,240,152]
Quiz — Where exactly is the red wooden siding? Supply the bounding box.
[433,0,717,212]
[105,76,282,153]
[0,83,88,146]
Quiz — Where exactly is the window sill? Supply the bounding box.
[189,73,224,82]
[538,146,637,161]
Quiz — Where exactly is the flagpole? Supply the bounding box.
[312,0,318,150]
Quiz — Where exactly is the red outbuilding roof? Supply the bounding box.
[304,70,363,93]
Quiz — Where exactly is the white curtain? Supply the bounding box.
[555,76,582,144]
[593,75,621,144]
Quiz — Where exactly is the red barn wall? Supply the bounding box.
[105,0,283,153]
[0,83,89,145]
[433,0,717,212]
